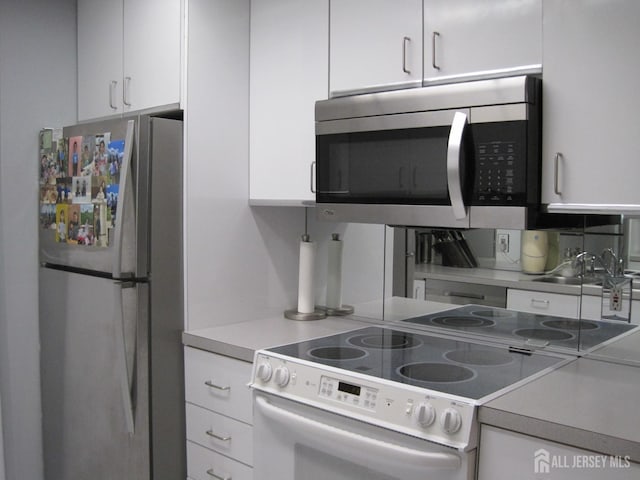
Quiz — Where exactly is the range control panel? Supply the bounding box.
[250,352,478,451]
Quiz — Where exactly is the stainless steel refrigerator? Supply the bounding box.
[38,113,185,479]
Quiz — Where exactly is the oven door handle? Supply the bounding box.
[446,111,469,220]
[255,396,462,472]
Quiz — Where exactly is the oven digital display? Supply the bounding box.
[338,381,361,396]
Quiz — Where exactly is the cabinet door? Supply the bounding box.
[329,0,422,95]
[123,0,182,113]
[423,0,541,83]
[249,0,328,204]
[507,289,579,318]
[542,0,640,205]
[78,0,124,120]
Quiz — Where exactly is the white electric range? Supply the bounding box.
[250,305,636,480]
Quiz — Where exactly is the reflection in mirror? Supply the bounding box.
[384,216,640,363]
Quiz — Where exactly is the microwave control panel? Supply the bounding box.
[475,140,518,202]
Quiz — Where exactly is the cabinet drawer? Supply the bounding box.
[186,403,253,466]
[507,289,579,318]
[187,440,253,480]
[185,347,253,424]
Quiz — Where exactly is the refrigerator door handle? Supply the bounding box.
[114,281,136,434]
[113,120,136,280]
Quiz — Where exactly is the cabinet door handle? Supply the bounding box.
[310,161,316,193]
[123,76,132,106]
[554,152,563,195]
[531,298,550,309]
[205,429,232,442]
[109,80,118,109]
[206,468,231,480]
[402,36,411,74]
[204,380,230,391]
[432,31,441,70]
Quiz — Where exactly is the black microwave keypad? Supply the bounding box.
[475,141,521,204]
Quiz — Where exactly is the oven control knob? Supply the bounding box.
[256,362,273,382]
[440,408,462,434]
[273,366,291,387]
[414,402,436,427]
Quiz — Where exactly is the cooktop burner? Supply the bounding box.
[348,331,422,349]
[308,346,367,361]
[268,326,562,400]
[432,316,495,328]
[402,305,635,351]
[542,319,599,331]
[398,362,476,383]
[514,328,574,341]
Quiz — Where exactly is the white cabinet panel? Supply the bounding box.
[187,441,253,480]
[186,403,253,466]
[479,425,640,480]
[507,289,579,318]
[424,0,542,83]
[184,347,253,424]
[77,0,124,120]
[122,0,181,113]
[541,0,640,206]
[329,0,422,95]
[78,0,182,120]
[249,0,327,204]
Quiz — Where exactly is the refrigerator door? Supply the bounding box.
[39,118,137,277]
[39,268,149,480]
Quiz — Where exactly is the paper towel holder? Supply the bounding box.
[285,233,327,321]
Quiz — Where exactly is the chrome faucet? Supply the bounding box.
[573,248,624,277]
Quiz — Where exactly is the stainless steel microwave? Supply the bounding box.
[314,76,542,229]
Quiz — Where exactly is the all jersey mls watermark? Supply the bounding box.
[534,448,631,475]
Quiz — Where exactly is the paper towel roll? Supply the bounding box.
[297,237,316,314]
[326,234,343,309]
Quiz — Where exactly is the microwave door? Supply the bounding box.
[447,111,469,220]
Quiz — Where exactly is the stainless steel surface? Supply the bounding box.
[431,31,440,70]
[316,108,463,135]
[284,308,328,321]
[316,75,535,122]
[402,36,411,73]
[532,276,585,285]
[113,120,135,279]
[470,103,528,123]
[446,111,468,220]
[110,80,118,110]
[317,203,470,228]
[40,270,148,479]
[40,114,185,480]
[422,64,542,87]
[205,430,232,442]
[123,76,132,106]
[310,161,316,193]
[468,206,529,229]
[554,152,562,195]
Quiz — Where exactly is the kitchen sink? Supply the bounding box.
[532,276,602,286]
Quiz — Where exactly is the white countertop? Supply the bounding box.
[183,297,640,460]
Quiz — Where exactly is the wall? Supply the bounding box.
[0,1,77,479]
[184,0,385,331]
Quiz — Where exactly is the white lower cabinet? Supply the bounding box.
[187,441,253,480]
[507,289,579,318]
[478,425,639,480]
[580,295,640,325]
[185,347,253,479]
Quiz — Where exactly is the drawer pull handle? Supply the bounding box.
[205,429,231,442]
[206,468,231,480]
[204,380,230,391]
[531,298,550,308]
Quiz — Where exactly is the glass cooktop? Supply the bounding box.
[267,326,564,401]
[401,305,636,352]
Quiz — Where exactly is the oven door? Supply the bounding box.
[253,393,474,480]
[315,109,473,228]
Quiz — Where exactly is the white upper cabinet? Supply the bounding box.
[249,0,328,204]
[329,0,422,96]
[78,0,182,120]
[541,0,640,208]
[423,0,542,83]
